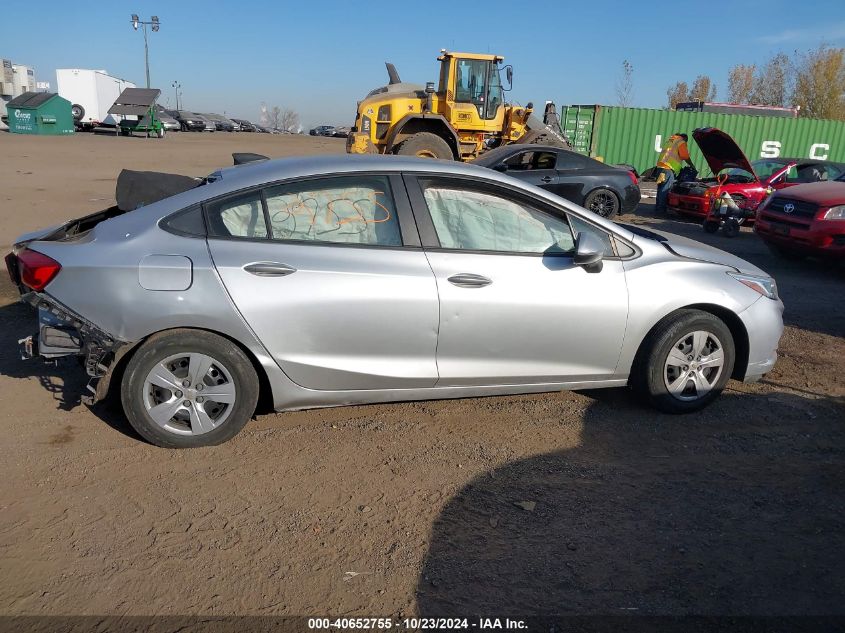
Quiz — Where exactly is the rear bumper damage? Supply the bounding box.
[19,292,132,406]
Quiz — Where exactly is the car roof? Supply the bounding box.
[211,154,495,189]
[754,157,845,168]
[473,144,602,167]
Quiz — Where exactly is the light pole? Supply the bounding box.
[171,81,181,110]
[130,14,160,88]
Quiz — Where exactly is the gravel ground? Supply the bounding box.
[0,132,842,621]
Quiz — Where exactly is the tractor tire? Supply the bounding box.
[396,132,454,159]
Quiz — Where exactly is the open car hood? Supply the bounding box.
[693,127,757,180]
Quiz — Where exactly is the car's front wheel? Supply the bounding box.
[121,330,259,448]
[631,310,735,413]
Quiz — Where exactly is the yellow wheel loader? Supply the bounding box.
[346,50,569,161]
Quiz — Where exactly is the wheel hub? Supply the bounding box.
[142,352,237,436]
[663,330,725,402]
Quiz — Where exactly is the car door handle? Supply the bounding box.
[540,176,553,183]
[243,262,297,277]
[448,273,492,288]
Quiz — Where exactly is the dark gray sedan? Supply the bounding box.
[474,145,641,218]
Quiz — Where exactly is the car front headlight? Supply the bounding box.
[822,205,845,220]
[728,272,779,300]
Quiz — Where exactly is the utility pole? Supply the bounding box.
[131,14,160,88]
[172,80,181,110]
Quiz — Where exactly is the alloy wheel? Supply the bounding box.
[588,191,619,217]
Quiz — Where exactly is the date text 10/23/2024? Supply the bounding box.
[307,618,528,630]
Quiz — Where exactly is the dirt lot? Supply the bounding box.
[0,132,843,621]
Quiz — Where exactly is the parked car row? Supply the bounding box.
[309,125,350,138]
[158,110,288,134]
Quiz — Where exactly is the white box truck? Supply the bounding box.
[56,69,136,130]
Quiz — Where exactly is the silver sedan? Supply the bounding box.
[7,155,784,448]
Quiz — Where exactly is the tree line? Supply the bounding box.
[663,45,845,120]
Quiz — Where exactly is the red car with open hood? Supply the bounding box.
[667,127,845,220]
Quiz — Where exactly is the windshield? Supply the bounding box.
[454,58,502,121]
[750,159,787,180]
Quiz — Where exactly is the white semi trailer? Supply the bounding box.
[56,69,136,129]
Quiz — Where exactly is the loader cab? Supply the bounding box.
[437,51,511,122]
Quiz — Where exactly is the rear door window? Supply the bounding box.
[263,175,402,246]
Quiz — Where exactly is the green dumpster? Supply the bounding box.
[5,92,75,135]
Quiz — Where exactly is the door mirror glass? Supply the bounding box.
[505,65,513,91]
[573,231,604,272]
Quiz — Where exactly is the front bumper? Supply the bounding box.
[668,191,709,217]
[738,295,784,382]
[755,217,845,258]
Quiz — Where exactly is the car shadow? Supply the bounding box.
[621,201,845,339]
[0,283,143,442]
[415,386,845,619]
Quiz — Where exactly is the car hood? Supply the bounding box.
[633,226,768,276]
[774,180,845,205]
[693,127,757,180]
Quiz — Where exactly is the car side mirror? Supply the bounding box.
[573,232,604,273]
[493,163,508,172]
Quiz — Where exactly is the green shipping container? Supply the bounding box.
[560,104,845,176]
[5,92,75,135]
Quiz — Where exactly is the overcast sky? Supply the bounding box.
[2,0,844,128]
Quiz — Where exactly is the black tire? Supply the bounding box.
[156,127,165,139]
[583,188,620,218]
[395,132,454,159]
[723,218,741,237]
[121,329,259,448]
[703,219,720,233]
[630,309,735,414]
[71,104,85,121]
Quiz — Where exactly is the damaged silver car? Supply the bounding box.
[7,154,784,448]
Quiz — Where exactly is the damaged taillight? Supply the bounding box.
[17,249,61,291]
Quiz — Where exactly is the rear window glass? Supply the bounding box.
[206,192,268,239]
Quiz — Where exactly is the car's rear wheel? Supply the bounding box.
[631,310,735,413]
[121,330,259,448]
[584,188,620,218]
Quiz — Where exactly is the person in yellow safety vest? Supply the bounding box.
[654,133,694,213]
